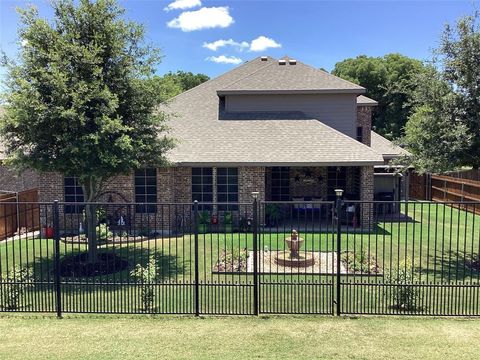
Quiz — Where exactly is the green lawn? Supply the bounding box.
[0,203,479,315]
[0,315,480,359]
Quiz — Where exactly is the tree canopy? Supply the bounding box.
[401,11,480,173]
[332,53,426,139]
[0,0,174,261]
[146,71,209,103]
[1,0,174,195]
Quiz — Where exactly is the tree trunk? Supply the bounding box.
[81,176,101,263]
[85,203,98,263]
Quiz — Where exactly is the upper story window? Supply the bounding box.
[192,167,213,211]
[134,168,157,213]
[356,126,363,143]
[64,176,84,214]
[217,167,238,211]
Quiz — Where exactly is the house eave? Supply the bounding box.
[172,160,384,167]
[217,89,366,96]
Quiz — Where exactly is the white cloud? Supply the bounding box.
[249,36,282,52]
[202,39,249,51]
[164,0,201,12]
[203,35,282,53]
[167,7,234,32]
[206,55,243,65]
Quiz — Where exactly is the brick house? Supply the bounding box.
[0,56,408,231]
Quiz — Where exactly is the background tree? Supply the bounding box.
[146,71,209,102]
[401,10,480,173]
[0,0,174,262]
[333,53,426,139]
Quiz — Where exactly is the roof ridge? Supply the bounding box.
[168,56,273,101]
[219,56,277,91]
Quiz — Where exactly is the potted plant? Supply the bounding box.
[223,212,233,233]
[198,211,210,233]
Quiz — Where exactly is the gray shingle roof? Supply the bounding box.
[357,95,378,106]
[217,56,365,95]
[165,57,384,166]
[371,131,410,159]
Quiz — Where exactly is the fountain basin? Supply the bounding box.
[274,251,316,268]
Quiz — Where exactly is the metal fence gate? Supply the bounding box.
[0,199,480,316]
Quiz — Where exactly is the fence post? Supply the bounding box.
[53,200,62,318]
[335,189,343,316]
[252,192,259,316]
[193,200,200,316]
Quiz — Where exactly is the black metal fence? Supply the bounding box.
[0,198,479,316]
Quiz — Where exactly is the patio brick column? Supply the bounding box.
[239,166,265,217]
[360,166,374,229]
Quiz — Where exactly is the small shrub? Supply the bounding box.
[342,250,381,274]
[96,223,112,240]
[384,259,420,311]
[130,256,158,311]
[214,248,249,272]
[1,266,34,310]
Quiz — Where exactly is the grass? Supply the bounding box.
[1,203,479,314]
[0,315,480,359]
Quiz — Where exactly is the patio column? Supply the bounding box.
[238,166,265,217]
[360,166,374,229]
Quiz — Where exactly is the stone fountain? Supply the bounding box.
[274,230,315,268]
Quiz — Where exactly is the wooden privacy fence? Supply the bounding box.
[0,188,40,240]
[410,171,480,214]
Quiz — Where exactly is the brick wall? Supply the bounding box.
[0,165,40,192]
[360,166,374,228]
[290,167,327,198]
[357,106,372,146]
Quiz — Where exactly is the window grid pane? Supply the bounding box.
[192,167,213,211]
[64,176,84,214]
[217,167,238,211]
[271,167,290,201]
[135,168,157,214]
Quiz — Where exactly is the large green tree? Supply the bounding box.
[332,53,426,139]
[402,11,480,173]
[0,0,174,261]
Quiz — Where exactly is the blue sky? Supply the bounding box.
[0,0,478,79]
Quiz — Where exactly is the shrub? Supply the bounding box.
[214,248,249,272]
[342,250,381,274]
[1,266,34,310]
[130,256,158,311]
[96,223,112,240]
[384,259,420,311]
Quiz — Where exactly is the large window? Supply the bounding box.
[134,168,157,213]
[217,167,238,211]
[64,176,84,214]
[271,167,290,201]
[192,167,213,210]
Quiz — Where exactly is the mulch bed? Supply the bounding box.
[58,252,129,277]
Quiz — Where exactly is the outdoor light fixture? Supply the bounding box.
[251,191,259,199]
[334,189,344,198]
